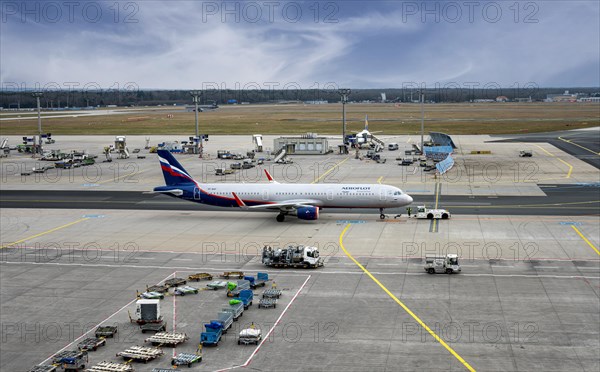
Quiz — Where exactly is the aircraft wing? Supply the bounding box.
[232,193,321,210]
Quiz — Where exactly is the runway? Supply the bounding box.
[1,183,598,216]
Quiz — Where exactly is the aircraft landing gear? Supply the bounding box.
[276,214,285,222]
[379,208,386,220]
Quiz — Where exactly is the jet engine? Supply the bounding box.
[296,206,319,220]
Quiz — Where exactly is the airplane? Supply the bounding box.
[153,150,413,222]
[351,115,385,147]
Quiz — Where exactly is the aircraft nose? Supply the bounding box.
[405,195,413,204]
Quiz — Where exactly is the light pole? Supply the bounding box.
[189,90,202,155]
[338,89,351,144]
[420,91,425,153]
[32,92,43,156]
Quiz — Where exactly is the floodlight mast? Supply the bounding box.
[420,91,425,153]
[189,90,202,155]
[338,89,351,144]
[32,92,43,157]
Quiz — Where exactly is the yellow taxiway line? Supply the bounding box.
[1,217,89,249]
[571,225,600,256]
[558,136,600,156]
[312,157,349,184]
[377,176,384,184]
[534,144,573,178]
[339,224,476,372]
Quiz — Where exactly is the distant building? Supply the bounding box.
[304,100,328,104]
[495,96,509,102]
[546,90,578,102]
[578,97,600,102]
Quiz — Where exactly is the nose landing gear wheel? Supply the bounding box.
[276,214,285,222]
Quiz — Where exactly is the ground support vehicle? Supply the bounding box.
[171,352,202,367]
[86,362,134,372]
[227,280,251,297]
[77,337,106,351]
[173,286,199,296]
[206,280,227,290]
[145,332,188,346]
[201,322,223,346]
[262,289,282,299]
[220,271,244,279]
[164,278,187,287]
[223,301,244,320]
[262,245,323,268]
[188,273,213,281]
[415,206,451,219]
[424,254,461,274]
[117,346,164,362]
[258,298,277,309]
[95,325,118,338]
[238,328,262,345]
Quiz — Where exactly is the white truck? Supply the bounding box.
[424,254,461,274]
[262,245,324,268]
[415,206,451,219]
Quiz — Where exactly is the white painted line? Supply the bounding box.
[534,266,559,269]
[172,258,193,261]
[39,271,176,365]
[215,275,312,372]
[577,267,600,270]
[3,261,598,280]
[133,257,156,260]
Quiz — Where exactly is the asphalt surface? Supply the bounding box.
[1,183,599,216]
[490,128,600,169]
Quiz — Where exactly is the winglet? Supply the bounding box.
[232,192,248,209]
[264,169,278,183]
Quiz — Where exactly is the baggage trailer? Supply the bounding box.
[258,298,277,309]
[164,277,187,287]
[201,321,223,346]
[227,280,251,297]
[235,289,254,309]
[262,289,282,299]
[206,280,228,290]
[146,284,169,293]
[222,301,244,320]
[145,332,188,346]
[117,345,164,362]
[171,351,202,367]
[188,272,213,281]
[424,254,461,274]
[220,271,244,279]
[238,328,262,345]
[77,337,107,351]
[244,272,269,289]
[262,245,324,268]
[95,325,118,338]
[140,320,167,333]
[52,350,88,371]
[212,311,234,333]
[86,361,134,372]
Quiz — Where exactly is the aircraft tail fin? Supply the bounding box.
[157,150,195,186]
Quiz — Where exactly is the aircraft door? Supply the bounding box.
[379,187,387,201]
[194,187,201,200]
[262,189,269,201]
[327,189,334,201]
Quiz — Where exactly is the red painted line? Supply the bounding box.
[38,271,176,366]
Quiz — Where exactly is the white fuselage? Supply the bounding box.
[198,182,412,209]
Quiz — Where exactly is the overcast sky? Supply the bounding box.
[1,1,599,89]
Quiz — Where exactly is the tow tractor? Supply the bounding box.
[424,254,461,274]
[415,206,450,219]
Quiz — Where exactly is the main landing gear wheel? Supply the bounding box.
[276,214,285,222]
[379,208,386,220]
